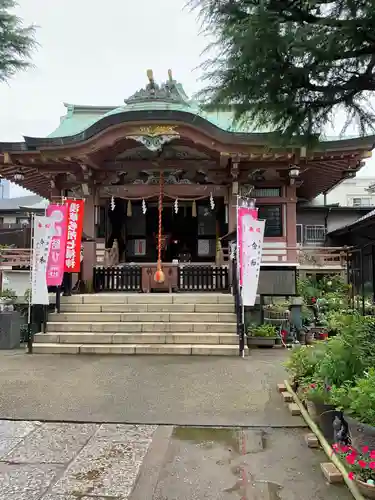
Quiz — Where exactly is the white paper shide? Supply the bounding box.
[31,216,54,305]
[241,216,265,306]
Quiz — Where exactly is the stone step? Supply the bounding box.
[48,312,237,323]
[60,293,233,305]
[46,322,237,333]
[35,332,239,345]
[32,343,243,356]
[59,303,235,313]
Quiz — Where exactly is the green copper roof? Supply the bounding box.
[48,71,258,139]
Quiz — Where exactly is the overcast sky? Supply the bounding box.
[1,0,374,197]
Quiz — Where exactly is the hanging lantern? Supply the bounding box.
[13,171,25,181]
[142,199,147,214]
[174,198,178,214]
[209,192,215,210]
[192,200,197,217]
[110,196,115,211]
[127,200,132,217]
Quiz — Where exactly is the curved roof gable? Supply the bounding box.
[48,70,258,139]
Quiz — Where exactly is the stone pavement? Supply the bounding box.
[0,420,156,500]
[0,350,353,499]
[0,349,302,426]
[0,420,351,500]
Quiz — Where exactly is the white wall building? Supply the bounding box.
[0,179,10,199]
[311,177,375,207]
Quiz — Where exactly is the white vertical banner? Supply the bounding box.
[241,216,265,306]
[31,216,54,305]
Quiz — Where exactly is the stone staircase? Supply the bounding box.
[33,293,244,356]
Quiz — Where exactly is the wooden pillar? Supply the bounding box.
[285,184,297,263]
[228,184,237,233]
[82,190,96,285]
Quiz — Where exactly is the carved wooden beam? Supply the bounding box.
[103,159,218,171]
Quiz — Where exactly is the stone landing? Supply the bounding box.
[33,293,244,356]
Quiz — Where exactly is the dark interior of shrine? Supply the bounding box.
[104,198,227,263]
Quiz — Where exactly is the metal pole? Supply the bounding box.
[239,303,245,357]
[360,248,365,316]
[372,245,375,305]
[56,286,61,313]
[27,213,35,354]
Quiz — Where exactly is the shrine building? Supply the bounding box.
[0,70,374,295]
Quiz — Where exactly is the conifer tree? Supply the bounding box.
[191,0,375,142]
[0,0,36,83]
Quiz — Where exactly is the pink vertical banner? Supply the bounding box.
[46,204,68,287]
[237,206,258,286]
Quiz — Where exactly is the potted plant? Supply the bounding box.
[331,369,375,451]
[284,343,326,391]
[333,444,375,498]
[247,323,277,348]
[0,288,17,311]
[301,379,337,442]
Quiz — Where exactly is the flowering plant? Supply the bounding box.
[332,443,375,484]
[300,379,332,403]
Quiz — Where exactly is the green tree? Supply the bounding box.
[0,0,36,83]
[191,0,375,142]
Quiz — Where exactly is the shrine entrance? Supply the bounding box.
[104,197,227,264]
[123,199,226,263]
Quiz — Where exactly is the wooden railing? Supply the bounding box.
[93,264,229,293]
[0,246,348,271]
[93,266,142,292]
[0,247,30,267]
[178,265,229,292]
[297,247,347,268]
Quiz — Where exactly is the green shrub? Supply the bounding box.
[330,369,375,426]
[247,323,276,338]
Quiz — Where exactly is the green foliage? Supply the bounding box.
[315,334,365,387]
[23,288,31,302]
[191,0,375,141]
[284,344,325,384]
[0,288,17,301]
[330,369,375,426]
[0,0,37,83]
[248,323,276,338]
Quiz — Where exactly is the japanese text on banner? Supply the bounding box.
[31,216,54,305]
[64,200,84,273]
[46,204,68,287]
[237,205,258,286]
[241,217,265,307]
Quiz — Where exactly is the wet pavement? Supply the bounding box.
[149,427,351,500]
[0,350,303,426]
[0,421,351,499]
[0,350,353,498]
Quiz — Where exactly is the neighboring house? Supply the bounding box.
[296,204,373,246]
[312,177,375,208]
[0,195,48,247]
[0,179,10,199]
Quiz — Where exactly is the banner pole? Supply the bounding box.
[27,213,35,354]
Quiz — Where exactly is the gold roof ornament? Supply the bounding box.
[147,69,154,84]
[168,69,173,82]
